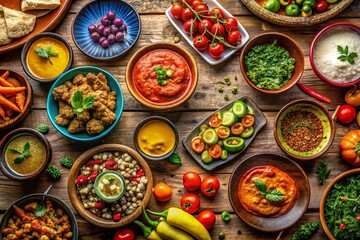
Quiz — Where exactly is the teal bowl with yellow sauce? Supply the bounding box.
[274,99,335,161]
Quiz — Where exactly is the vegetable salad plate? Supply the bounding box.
[165,0,250,65]
[182,96,266,170]
[0,0,72,54]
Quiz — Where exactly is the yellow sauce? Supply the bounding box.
[26,37,70,79]
[137,120,176,157]
[5,135,46,175]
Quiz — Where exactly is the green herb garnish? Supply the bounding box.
[49,212,60,218]
[254,179,284,202]
[153,66,173,85]
[7,142,31,164]
[35,46,58,65]
[337,45,358,65]
[108,178,115,184]
[316,160,332,185]
[34,203,46,217]
[168,152,182,164]
[291,222,319,240]
[71,91,95,114]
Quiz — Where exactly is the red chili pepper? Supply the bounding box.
[136,168,145,178]
[75,175,88,185]
[339,223,346,230]
[89,170,99,182]
[93,201,105,210]
[340,196,347,201]
[297,82,331,103]
[113,211,122,221]
[356,215,360,220]
[85,159,104,166]
[112,164,118,170]
[131,177,141,183]
[104,159,116,170]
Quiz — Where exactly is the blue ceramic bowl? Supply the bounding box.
[72,0,141,60]
[47,66,124,142]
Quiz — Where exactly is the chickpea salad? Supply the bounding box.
[75,151,148,221]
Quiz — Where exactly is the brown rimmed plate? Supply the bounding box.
[0,0,72,54]
[228,153,310,232]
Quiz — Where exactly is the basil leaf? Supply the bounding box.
[266,189,284,202]
[23,142,30,154]
[82,96,95,109]
[168,152,182,164]
[7,148,22,154]
[34,204,46,217]
[14,156,25,164]
[254,179,267,195]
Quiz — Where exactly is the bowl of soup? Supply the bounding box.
[21,32,73,83]
[133,116,179,161]
[0,128,52,181]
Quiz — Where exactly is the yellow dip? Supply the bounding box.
[137,120,176,157]
[96,172,125,202]
[5,135,46,175]
[26,37,70,79]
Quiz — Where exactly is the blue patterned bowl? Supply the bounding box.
[72,0,141,60]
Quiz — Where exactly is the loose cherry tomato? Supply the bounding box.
[227,30,242,46]
[198,19,212,36]
[182,7,195,21]
[197,210,216,229]
[183,171,202,191]
[113,229,135,240]
[224,17,238,32]
[209,7,224,23]
[208,42,224,59]
[337,104,356,124]
[191,136,205,153]
[183,19,198,36]
[211,23,225,37]
[153,182,172,202]
[209,112,222,127]
[181,193,200,214]
[316,0,329,12]
[231,122,244,135]
[191,0,203,7]
[339,223,346,231]
[241,114,255,128]
[201,176,220,197]
[170,3,183,19]
[208,144,222,159]
[344,87,360,107]
[195,4,209,15]
[193,35,209,51]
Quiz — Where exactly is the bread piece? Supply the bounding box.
[21,0,61,12]
[0,6,12,45]
[3,6,36,39]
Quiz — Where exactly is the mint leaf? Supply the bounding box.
[14,156,25,164]
[34,204,46,217]
[266,189,284,202]
[168,152,182,164]
[8,142,31,164]
[254,179,267,195]
[7,148,22,154]
[23,142,30,154]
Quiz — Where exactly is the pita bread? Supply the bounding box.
[0,7,12,45]
[3,6,36,39]
[21,0,61,12]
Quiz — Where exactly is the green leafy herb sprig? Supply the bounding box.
[71,91,95,114]
[337,45,358,65]
[35,46,58,65]
[316,160,332,185]
[254,179,284,202]
[168,152,182,164]
[153,66,173,85]
[34,203,46,217]
[7,142,31,164]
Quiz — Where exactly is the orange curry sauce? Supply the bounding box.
[133,49,192,104]
[238,165,297,217]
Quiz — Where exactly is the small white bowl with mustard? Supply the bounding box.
[21,32,73,83]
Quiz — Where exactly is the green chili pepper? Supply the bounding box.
[221,211,231,222]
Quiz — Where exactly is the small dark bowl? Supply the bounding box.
[0,128,52,181]
[21,32,73,83]
[0,193,78,239]
[0,69,33,131]
[133,116,179,161]
[240,32,304,94]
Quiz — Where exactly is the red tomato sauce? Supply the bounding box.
[132,50,192,104]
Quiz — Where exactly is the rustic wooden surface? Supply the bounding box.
[1,0,360,239]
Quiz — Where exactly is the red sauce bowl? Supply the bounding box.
[309,22,360,87]
[125,42,198,110]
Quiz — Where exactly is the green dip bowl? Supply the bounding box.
[94,170,126,203]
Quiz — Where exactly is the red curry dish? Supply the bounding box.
[238,165,297,217]
[132,49,192,104]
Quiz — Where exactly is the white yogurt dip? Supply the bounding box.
[314,27,360,83]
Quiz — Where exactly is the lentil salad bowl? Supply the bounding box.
[67,144,153,228]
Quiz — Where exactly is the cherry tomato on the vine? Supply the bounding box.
[224,17,238,32]
[181,193,200,214]
[191,136,205,153]
[191,0,203,8]
[337,104,356,124]
[211,23,225,37]
[113,229,135,240]
[209,8,224,23]
[208,42,224,59]
[201,176,220,197]
[193,35,209,51]
[227,30,242,46]
[198,19,212,36]
[182,7,195,21]
[197,210,216,229]
[183,171,202,191]
[153,182,172,202]
[183,19,198,36]
[170,3,183,19]
[195,4,209,15]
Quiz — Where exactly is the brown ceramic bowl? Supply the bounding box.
[320,168,360,239]
[0,128,52,181]
[0,69,33,131]
[228,153,310,232]
[68,144,153,228]
[240,32,304,94]
[125,42,198,110]
[274,99,335,161]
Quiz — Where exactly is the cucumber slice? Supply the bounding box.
[247,105,255,115]
[202,128,219,145]
[223,137,245,152]
[232,100,248,118]
[222,111,237,126]
[241,127,255,139]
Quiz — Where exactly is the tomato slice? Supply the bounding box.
[230,122,244,136]
[241,114,255,128]
[191,136,205,153]
[208,144,222,159]
[209,112,222,127]
[215,126,230,139]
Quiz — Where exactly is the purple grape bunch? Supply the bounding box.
[88,11,127,49]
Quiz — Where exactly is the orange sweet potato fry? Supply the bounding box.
[0,86,26,94]
[1,71,9,79]
[0,94,21,112]
[5,107,13,117]
[6,77,21,87]
[16,93,25,112]
[0,76,14,87]
[0,104,9,121]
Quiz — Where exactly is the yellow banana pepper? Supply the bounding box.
[133,220,164,240]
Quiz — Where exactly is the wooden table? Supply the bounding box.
[1,0,360,239]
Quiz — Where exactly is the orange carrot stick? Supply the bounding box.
[0,94,21,112]
[1,71,9,79]
[0,76,14,87]
[16,93,25,112]
[0,86,26,94]
[6,77,21,87]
